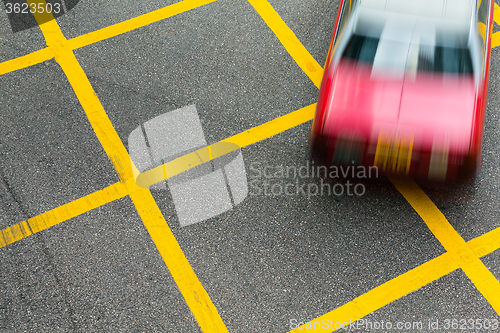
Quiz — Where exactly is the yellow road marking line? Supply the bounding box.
[290,219,500,332]
[222,103,316,147]
[247,0,323,88]
[67,0,216,51]
[26,2,228,332]
[0,221,32,248]
[493,3,500,48]
[0,182,128,248]
[290,252,459,332]
[248,0,500,325]
[134,104,316,187]
[389,176,500,314]
[128,183,229,332]
[0,48,53,76]
[469,223,500,257]
[1,0,497,329]
[0,0,215,76]
[134,142,240,188]
[493,32,500,48]
[1,102,315,243]
[494,3,500,25]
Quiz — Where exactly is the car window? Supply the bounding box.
[342,34,379,63]
[341,33,473,75]
[432,45,473,74]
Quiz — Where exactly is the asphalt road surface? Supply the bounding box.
[1,0,500,332]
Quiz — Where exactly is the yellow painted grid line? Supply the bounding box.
[389,176,500,314]
[66,0,217,51]
[0,0,318,249]
[0,48,53,76]
[0,221,32,248]
[127,183,228,332]
[290,252,460,332]
[495,3,500,26]
[1,0,496,78]
[236,0,500,331]
[290,221,500,333]
[494,33,500,49]
[0,102,316,247]
[0,0,314,250]
[0,0,216,76]
[469,223,500,257]
[247,0,323,88]
[222,103,316,148]
[0,181,128,248]
[287,181,500,332]
[25,1,228,332]
[135,104,316,188]
[493,3,500,48]
[0,0,498,331]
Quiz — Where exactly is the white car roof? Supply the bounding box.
[357,0,475,35]
[359,0,474,21]
[334,0,481,80]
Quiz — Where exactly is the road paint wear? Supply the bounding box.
[0,182,128,248]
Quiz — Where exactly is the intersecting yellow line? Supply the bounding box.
[290,253,460,332]
[241,0,500,330]
[0,101,316,247]
[1,0,496,77]
[0,0,499,332]
[389,176,500,313]
[23,1,228,332]
[0,0,221,247]
[0,0,216,76]
[289,225,500,332]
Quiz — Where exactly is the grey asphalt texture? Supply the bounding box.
[1,0,499,332]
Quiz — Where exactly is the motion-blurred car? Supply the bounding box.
[308,0,494,181]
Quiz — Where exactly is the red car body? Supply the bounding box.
[309,0,494,181]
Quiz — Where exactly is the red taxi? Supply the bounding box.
[309,0,494,181]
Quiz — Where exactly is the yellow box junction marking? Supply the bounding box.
[289,222,500,332]
[0,0,497,76]
[0,0,498,332]
[24,1,228,332]
[290,253,460,332]
[0,102,316,245]
[0,0,222,246]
